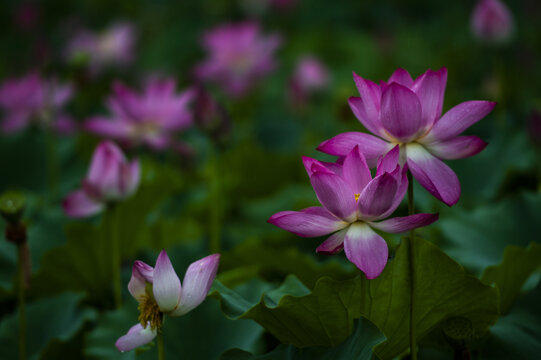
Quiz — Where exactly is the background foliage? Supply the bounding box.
[0,0,540,359]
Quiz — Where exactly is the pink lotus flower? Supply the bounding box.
[0,73,74,134]
[116,251,220,352]
[471,0,514,44]
[268,146,438,279]
[63,141,140,218]
[290,55,330,102]
[66,22,135,74]
[194,22,281,98]
[84,79,194,151]
[318,68,496,206]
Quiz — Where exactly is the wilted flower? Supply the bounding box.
[290,55,330,103]
[471,0,514,44]
[84,78,194,151]
[116,251,220,352]
[63,141,140,218]
[194,21,281,97]
[66,22,135,74]
[527,109,541,147]
[194,85,231,146]
[0,73,74,134]
[268,146,438,279]
[318,68,496,206]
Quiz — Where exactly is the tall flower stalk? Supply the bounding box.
[63,141,140,308]
[407,171,417,360]
[104,204,121,308]
[1,191,30,360]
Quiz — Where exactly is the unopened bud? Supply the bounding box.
[0,191,26,225]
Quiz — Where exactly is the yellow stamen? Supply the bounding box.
[354,193,360,201]
[138,291,163,331]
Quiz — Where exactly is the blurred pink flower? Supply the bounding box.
[194,22,281,98]
[116,251,220,352]
[471,0,514,44]
[0,73,74,134]
[84,78,194,151]
[269,146,438,279]
[290,55,330,103]
[66,22,135,74]
[63,141,140,218]
[318,68,496,206]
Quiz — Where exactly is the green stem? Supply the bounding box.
[157,331,165,360]
[407,171,417,360]
[209,149,222,254]
[44,128,59,199]
[17,245,26,360]
[106,205,122,308]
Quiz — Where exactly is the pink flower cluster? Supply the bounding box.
[269,68,495,279]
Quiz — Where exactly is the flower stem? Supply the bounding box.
[407,171,417,360]
[106,204,122,308]
[208,148,222,254]
[44,128,59,199]
[157,331,165,360]
[17,244,27,360]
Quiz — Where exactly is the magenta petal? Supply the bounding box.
[343,223,388,279]
[357,173,398,219]
[128,261,154,301]
[317,132,391,167]
[406,143,460,206]
[268,207,347,237]
[425,100,496,142]
[302,156,342,177]
[316,228,348,255]
[380,83,423,142]
[412,67,447,127]
[115,323,157,352]
[348,96,385,137]
[63,190,104,218]
[84,117,132,139]
[342,146,372,194]
[375,145,400,176]
[310,171,356,222]
[369,213,439,234]
[152,250,181,312]
[379,165,409,220]
[424,136,488,160]
[133,260,154,282]
[352,73,381,124]
[170,254,220,317]
[388,68,414,87]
